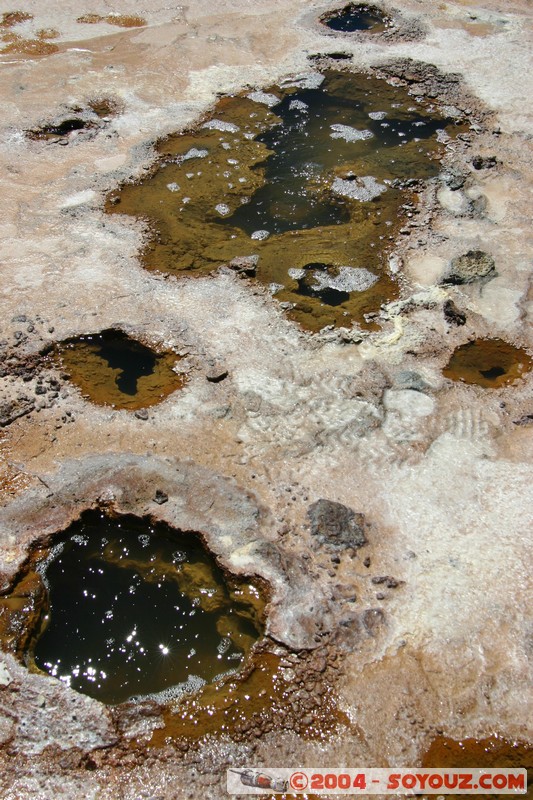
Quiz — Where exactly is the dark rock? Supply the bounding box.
[308,499,367,549]
[134,408,149,420]
[324,52,353,61]
[308,52,352,62]
[153,490,168,505]
[513,414,533,426]
[443,299,467,326]
[371,575,403,588]
[472,155,497,170]
[34,385,47,395]
[441,249,495,285]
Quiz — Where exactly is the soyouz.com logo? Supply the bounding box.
[227,767,528,795]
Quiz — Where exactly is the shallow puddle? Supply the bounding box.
[55,329,186,410]
[423,735,532,799]
[443,338,532,388]
[28,117,91,141]
[149,649,349,746]
[321,4,391,33]
[0,511,264,705]
[107,70,463,331]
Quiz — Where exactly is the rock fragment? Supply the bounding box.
[308,499,367,550]
[0,397,35,427]
[371,575,403,588]
[443,299,467,326]
[206,360,229,383]
[441,250,495,285]
[228,254,259,276]
[472,155,497,170]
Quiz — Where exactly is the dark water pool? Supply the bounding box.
[26,511,264,704]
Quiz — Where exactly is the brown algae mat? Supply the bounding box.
[107,69,465,331]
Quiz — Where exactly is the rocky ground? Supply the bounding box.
[0,1,531,798]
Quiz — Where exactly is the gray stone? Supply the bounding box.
[442,249,495,285]
[0,398,35,427]
[472,155,497,170]
[206,360,229,382]
[395,370,430,392]
[439,168,466,190]
[308,499,367,550]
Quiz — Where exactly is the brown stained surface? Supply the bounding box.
[0,464,29,497]
[0,466,29,498]
[76,14,147,28]
[0,433,30,499]
[0,32,59,55]
[87,97,122,118]
[35,28,59,39]
[0,567,45,657]
[107,70,458,331]
[149,650,350,746]
[0,12,59,54]
[0,11,33,27]
[443,338,533,388]
[55,331,186,411]
[422,736,533,799]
